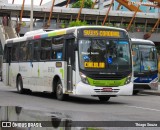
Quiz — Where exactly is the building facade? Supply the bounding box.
[44,0,158,13]
[114,0,158,13]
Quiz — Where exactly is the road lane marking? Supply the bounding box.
[126,105,160,112]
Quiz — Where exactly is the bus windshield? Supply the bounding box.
[132,45,157,72]
[79,39,131,72]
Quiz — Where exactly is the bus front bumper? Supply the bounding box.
[134,78,159,90]
[74,82,133,96]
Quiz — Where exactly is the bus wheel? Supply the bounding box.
[56,80,68,101]
[17,76,24,94]
[98,96,110,102]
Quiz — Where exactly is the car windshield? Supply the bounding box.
[79,39,131,72]
[132,44,157,72]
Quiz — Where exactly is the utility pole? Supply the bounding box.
[30,0,33,31]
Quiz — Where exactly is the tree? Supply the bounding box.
[72,0,93,8]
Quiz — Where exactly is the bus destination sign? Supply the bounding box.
[83,30,121,38]
[84,62,105,68]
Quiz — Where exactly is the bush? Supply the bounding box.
[69,20,87,27]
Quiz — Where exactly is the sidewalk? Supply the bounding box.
[139,83,160,96]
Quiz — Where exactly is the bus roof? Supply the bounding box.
[131,38,155,45]
[6,26,127,44]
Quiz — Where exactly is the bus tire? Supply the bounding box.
[17,76,24,94]
[98,96,110,102]
[56,80,68,101]
[133,90,139,95]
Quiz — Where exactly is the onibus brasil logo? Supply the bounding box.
[126,0,158,6]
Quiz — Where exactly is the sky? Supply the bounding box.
[8,0,51,5]
[7,0,52,21]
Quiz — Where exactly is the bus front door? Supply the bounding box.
[8,47,12,86]
[66,38,75,92]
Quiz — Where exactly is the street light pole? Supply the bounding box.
[30,0,33,31]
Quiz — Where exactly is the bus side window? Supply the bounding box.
[26,42,33,61]
[12,43,19,62]
[19,42,27,61]
[33,40,40,61]
[40,38,51,61]
[51,37,64,60]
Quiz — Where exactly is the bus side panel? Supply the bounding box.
[9,63,19,88]
[18,62,32,90]
[2,63,8,86]
[42,61,67,93]
[51,61,67,93]
[29,61,39,91]
[27,61,67,93]
[38,62,52,92]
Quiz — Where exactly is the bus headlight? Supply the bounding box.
[79,72,89,84]
[151,77,158,83]
[125,74,132,85]
[150,77,158,89]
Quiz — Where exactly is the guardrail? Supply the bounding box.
[13,20,160,34]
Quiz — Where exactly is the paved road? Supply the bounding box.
[0,82,160,129]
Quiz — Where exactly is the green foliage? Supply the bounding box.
[105,23,113,27]
[72,0,93,8]
[69,20,87,27]
[61,23,66,28]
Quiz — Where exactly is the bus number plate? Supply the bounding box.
[102,88,112,92]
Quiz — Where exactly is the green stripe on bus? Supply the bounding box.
[60,69,64,79]
[87,77,126,87]
[48,30,66,37]
[38,68,40,77]
[48,32,57,37]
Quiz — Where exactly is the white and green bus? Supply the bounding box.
[3,26,133,101]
